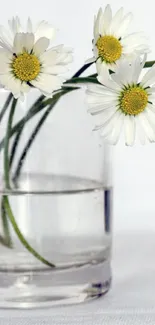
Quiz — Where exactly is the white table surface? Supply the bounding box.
[0,232,155,324]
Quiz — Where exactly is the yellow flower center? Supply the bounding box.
[96,35,122,63]
[120,86,148,115]
[12,53,41,82]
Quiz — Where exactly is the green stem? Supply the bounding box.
[0,93,13,123]
[0,201,12,247]
[9,128,23,168]
[3,196,55,268]
[4,98,17,189]
[1,97,45,249]
[0,85,85,153]
[64,76,98,85]
[0,234,11,247]
[13,89,72,183]
[144,60,155,68]
[72,62,94,78]
[2,97,56,266]
[0,98,17,248]
[9,91,67,173]
[0,94,13,247]
[87,73,97,78]
[1,117,26,249]
[0,94,61,152]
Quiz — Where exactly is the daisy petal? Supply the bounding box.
[110,7,124,35]
[9,17,22,35]
[94,8,103,39]
[94,107,116,131]
[0,49,12,74]
[8,77,21,97]
[124,115,136,146]
[55,52,71,64]
[144,105,155,128]
[31,74,64,94]
[35,21,55,41]
[86,92,116,103]
[41,47,73,66]
[116,12,133,37]
[33,37,49,55]
[136,116,147,145]
[62,54,73,64]
[141,65,155,87]
[0,74,21,98]
[101,4,112,34]
[20,82,30,93]
[147,103,155,113]
[13,33,24,54]
[100,110,121,138]
[40,49,58,65]
[93,14,97,39]
[0,40,12,52]
[0,26,13,50]
[86,85,117,98]
[122,32,148,54]
[43,65,68,74]
[24,33,35,53]
[27,18,33,33]
[148,87,155,93]
[108,111,124,145]
[132,55,147,83]
[137,111,155,142]
[87,83,116,98]
[112,59,132,85]
[98,73,121,91]
[88,105,115,116]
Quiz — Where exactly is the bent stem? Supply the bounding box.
[0,98,17,248]
[0,201,12,247]
[144,60,155,68]
[9,96,45,168]
[72,62,94,78]
[0,95,46,152]
[9,128,23,168]
[0,96,44,247]
[0,93,13,247]
[0,93,13,123]
[3,98,55,267]
[13,88,74,183]
[4,98,17,189]
[3,196,55,268]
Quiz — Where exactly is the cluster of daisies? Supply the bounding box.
[86,5,155,146]
[0,6,155,145]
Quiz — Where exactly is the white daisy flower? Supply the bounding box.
[0,16,55,51]
[0,32,73,98]
[88,4,149,72]
[86,56,155,146]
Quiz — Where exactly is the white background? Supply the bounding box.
[0,2,155,322]
[1,0,155,232]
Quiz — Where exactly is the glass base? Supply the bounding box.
[0,260,111,308]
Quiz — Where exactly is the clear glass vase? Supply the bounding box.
[0,88,113,308]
